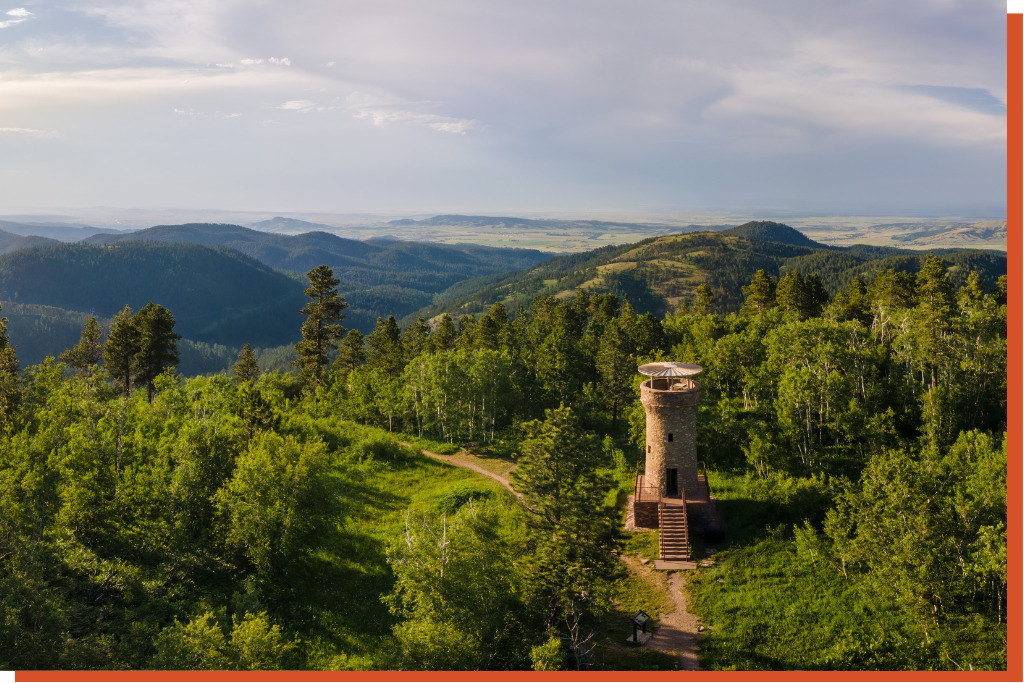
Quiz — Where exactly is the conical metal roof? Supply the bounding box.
[637,361,703,377]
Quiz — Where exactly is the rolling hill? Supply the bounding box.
[0,225,553,369]
[0,219,1006,375]
[0,229,59,255]
[0,219,122,242]
[82,223,552,328]
[718,220,831,249]
[0,242,307,353]
[405,222,1007,324]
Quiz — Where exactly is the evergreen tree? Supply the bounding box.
[332,329,365,383]
[994,274,1008,306]
[60,317,104,375]
[596,319,635,430]
[234,343,261,384]
[456,314,477,352]
[103,305,139,397]
[366,316,404,376]
[0,305,19,423]
[535,327,584,409]
[431,314,458,353]
[776,270,806,315]
[914,254,955,390]
[475,302,509,351]
[804,272,829,317]
[693,283,716,315]
[741,270,776,316]
[511,406,621,667]
[293,265,348,393]
[134,302,182,401]
[830,277,868,323]
[239,382,279,443]
[403,318,431,361]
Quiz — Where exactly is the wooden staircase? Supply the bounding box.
[657,499,690,561]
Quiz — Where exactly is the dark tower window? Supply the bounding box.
[667,433,673,442]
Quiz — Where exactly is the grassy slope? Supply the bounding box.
[409,229,1008,325]
[278,418,516,669]
[685,472,1007,671]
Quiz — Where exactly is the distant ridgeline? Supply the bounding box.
[0,219,1007,374]
[0,223,549,371]
[408,220,1006,325]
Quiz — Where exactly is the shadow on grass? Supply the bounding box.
[593,604,680,671]
[712,486,834,548]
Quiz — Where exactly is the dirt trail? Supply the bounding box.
[407,441,700,668]
[622,555,703,671]
[400,442,522,498]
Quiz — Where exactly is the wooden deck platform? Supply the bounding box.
[654,559,698,570]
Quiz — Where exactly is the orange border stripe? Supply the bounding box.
[1005,10,1022,683]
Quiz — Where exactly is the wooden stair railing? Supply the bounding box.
[657,495,690,561]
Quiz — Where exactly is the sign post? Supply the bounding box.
[631,610,650,643]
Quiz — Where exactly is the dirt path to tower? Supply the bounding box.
[622,555,703,670]
[401,442,522,499]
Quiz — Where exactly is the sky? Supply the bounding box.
[0,0,1009,217]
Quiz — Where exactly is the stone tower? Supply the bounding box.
[638,362,702,497]
[631,362,719,561]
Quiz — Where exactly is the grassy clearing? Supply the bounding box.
[282,419,513,669]
[687,534,936,671]
[685,471,1007,671]
[623,529,659,562]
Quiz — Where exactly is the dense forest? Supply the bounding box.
[0,226,549,369]
[0,241,1007,670]
[407,222,1007,325]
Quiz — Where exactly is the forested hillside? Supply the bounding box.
[0,249,1006,671]
[0,229,59,255]
[0,228,551,367]
[83,223,550,328]
[0,242,307,350]
[409,223,1007,323]
[718,220,830,248]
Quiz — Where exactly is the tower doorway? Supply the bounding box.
[666,468,678,497]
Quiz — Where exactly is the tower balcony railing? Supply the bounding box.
[634,473,687,503]
[634,473,663,503]
[643,377,699,392]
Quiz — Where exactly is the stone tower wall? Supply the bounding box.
[640,379,701,495]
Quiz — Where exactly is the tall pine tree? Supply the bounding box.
[60,316,104,375]
[134,302,181,401]
[0,304,19,423]
[511,406,621,668]
[234,343,261,384]
[103,305,139,397]
[294,265,348,393]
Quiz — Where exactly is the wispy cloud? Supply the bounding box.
[276,99,318,112]
[239,57,290,67]
[0,7,32,29]
[345,92,480,134]
[0,0,1005,214]
[0,125,55,136]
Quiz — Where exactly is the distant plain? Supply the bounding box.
[0,210,1007,253]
